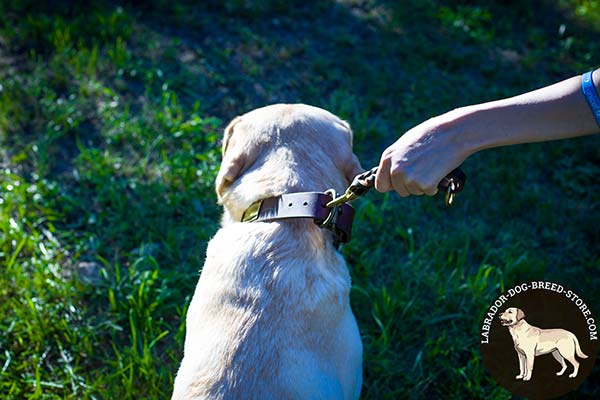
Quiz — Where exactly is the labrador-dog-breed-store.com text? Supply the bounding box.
[172,104,365,400]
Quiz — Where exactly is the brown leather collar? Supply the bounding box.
[240,192,355,245]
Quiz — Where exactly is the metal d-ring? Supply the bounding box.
[321,189,339,227]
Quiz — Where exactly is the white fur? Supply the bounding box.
[172,104,364,400]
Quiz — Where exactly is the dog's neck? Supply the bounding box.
[508,319,531,337]
[220,164,347,226]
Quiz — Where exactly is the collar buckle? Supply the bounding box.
[241,200,262,222]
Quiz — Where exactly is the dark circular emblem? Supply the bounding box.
[480,281,598,399]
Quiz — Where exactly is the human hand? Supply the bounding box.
[375,114,470,197]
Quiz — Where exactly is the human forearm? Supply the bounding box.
[450,70,600,157]
[375,70,600,196]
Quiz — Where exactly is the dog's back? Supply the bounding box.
[172,104,363,400]
[173,222,362,400]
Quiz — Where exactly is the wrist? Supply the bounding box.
[436,106,488,159]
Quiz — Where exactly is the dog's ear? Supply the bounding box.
[338,119,353,145]
[216,117,244,202]
[516,308,525,321]
[221,116,241,157]
[338,120,364,183]
[345,153,364,183]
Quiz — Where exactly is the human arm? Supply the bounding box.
[375,69,600,196]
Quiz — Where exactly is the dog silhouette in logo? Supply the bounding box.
[499,307,588,381]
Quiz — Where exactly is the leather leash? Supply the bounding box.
[327,167,466,207]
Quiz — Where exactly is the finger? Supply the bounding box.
[406,181,424,196]
[423,185,439,196]
[375,157,392,192]
[390,172,410,197]
[419,175,439,196]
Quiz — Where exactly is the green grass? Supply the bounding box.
[0,0,599,398]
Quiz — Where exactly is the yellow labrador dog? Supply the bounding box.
[172,104,364,400]
[499,307,588,381]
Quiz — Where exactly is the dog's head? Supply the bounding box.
[499,307,525,327]
[215,104,363,222]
